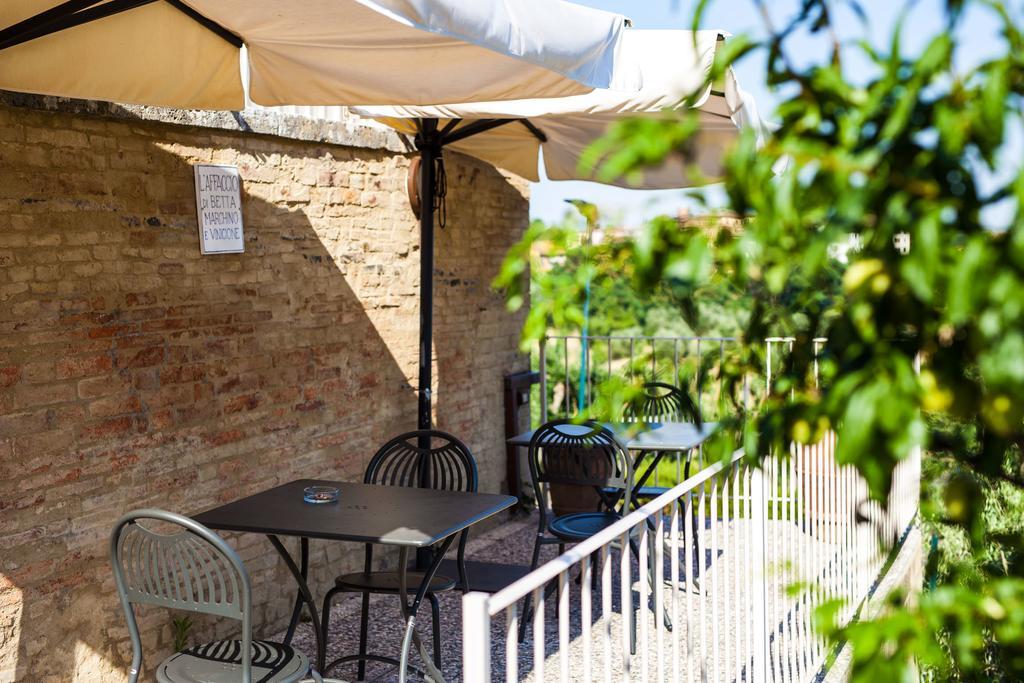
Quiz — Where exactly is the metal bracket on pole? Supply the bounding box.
[440,118,515,145]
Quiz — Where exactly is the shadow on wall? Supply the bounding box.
[0,101,519,681]
[432,153,531,494]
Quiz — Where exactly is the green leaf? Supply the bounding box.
[900,210,942,302]
[947,236,989,324]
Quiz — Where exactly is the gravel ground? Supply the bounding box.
[278,511,837,682]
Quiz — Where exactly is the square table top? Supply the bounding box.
[507,421,717,451]
[194,479,516,548]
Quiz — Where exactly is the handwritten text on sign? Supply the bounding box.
[194,164,244,254]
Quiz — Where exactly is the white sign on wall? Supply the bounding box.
[194,164,244,254]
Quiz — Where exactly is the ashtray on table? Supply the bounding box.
[303,486,339,504]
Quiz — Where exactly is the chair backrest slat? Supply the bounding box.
[110,509,254,683]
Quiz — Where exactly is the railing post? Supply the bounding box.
[463,592,492,682]
[751,464,770,682]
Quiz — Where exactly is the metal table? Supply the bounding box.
[508,420,716,450]
[194,478,515,682]
[509,421,718,500]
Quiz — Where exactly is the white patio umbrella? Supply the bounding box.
[354,29,769,189]
[352,29,768,438]
[0,0,638,109]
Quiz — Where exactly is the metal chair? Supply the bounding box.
[320,430,477,681]
[624,381,698,500]
[520,419,633,641]
[110,509,323,683]
[625,382,703,597]
[624,381,691,423]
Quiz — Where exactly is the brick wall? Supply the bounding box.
[0,101,529,681]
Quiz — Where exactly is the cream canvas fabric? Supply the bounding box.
[355,30,770,189]
[0,0,638,110]
[0,1,243,109]
[203,0,639,106]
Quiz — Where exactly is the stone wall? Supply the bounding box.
[0,100,529,681]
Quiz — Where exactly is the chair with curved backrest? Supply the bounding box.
[320,429,477,681]
[623,381,697,500]
[520,419,633,640]
[625,381,702,622]
[110,509,319,683]
[624,381,690,424]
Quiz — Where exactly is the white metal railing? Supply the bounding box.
[539,335,740,424]
[537,335,825,423]
[463,434,920,682]
[537,334,740,492]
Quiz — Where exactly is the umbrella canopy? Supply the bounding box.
[0,0,638,110]
[354,30,769,189]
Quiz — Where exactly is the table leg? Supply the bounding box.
[655,450,702,591]
[632,449,665,503]
[630,449,701,631]
[594,449,665,514]
[283,537,309,645]
[396,536,457,683]
[267,535,326,672]
[685,450,707,589]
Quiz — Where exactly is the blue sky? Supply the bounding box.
[531,0,1015,227]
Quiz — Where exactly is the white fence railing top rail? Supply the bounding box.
[539,333,744,422]
[549,335,739,342]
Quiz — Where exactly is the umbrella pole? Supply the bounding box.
[415,119,439,571]
[416,120,437,436]
[412,117,528,438]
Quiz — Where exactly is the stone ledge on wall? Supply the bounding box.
[0,90,409,153]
